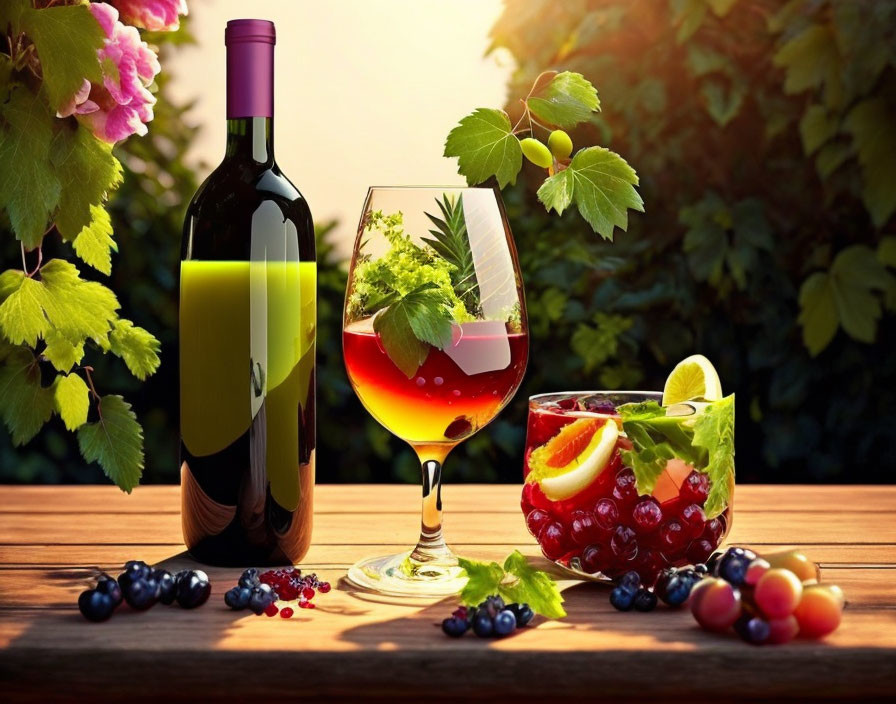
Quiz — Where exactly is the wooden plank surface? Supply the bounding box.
[1,484,894,702]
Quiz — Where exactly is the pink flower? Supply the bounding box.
[63,3,161,143]
[108,0,188,32]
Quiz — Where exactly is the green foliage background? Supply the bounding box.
[3,0,895,486]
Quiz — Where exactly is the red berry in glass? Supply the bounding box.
[521,392,732,583]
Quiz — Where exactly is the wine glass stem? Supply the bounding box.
[409,447,453,563]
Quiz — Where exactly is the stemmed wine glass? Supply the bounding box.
[342,186,528,597]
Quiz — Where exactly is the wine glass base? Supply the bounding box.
[345,550,467,598]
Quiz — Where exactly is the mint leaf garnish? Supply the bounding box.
[373,283,454,378]
[457,550,566,619]
[77,394,144,493]
[443,108,522,188]
[538,146,644,240]
[693,394,735,519]
[527,71,600,128]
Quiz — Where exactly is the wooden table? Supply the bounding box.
[1,485,895,702]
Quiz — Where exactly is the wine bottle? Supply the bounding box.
[179,19,315,566]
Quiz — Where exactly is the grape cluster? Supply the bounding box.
[690,547,844,645]
[441,595,534,639]
[77,561,210,622]
[224,567,331,618]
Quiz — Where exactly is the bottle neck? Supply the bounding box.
[225,117,274,165]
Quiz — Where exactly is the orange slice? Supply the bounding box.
[543,418,605,468]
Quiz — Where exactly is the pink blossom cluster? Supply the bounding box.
[57,1,186,143]
[110,0,188,32]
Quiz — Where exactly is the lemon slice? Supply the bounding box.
[536,421,619,501]
[662,354,723,405]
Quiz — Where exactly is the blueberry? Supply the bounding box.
[249,586,273,615]
[123,560,151,579]
[441,616,469,637]
[95,574,122,607]
[152,569,176,605]
[239,568,260,589]
[175,570,211,609]
[472,612,494,637]
[477,595,505,619]
[660,576,692,606]
[224,586,244,610]
[122,578,157,610]
[717,548,756,586]
[735,613,771,645]
[633,588,658,612]
[610,586,636,611]
[619,571,641,589]
[78,589,115,622]
[493,610,517,636]
[506,603,534,627]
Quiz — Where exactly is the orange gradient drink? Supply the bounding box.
[343,321,527,444]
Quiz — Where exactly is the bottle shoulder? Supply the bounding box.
[183,160,314,262]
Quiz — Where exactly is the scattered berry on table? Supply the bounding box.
[440,596,533,638]
[689,578,742,631]
[78,589,116,622]
[753,568,803,619]
[716,547,758,586]
[153,569,176,605]
[239,568,260,589]
[264,602,279,617]
[633,588,658,612]
[441,616,469,637]
[95,574,122,607]
[280,606,294,619]
[174,569,211,609]
[493,610,517,636]
[610,586,636,611]
[734,613,771,645]
[472,612,494,637]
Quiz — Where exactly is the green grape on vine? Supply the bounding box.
[520,138,554,169]
[548,130,573,160]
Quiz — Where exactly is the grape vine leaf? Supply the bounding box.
[844,98,896,228]
[773,24,844,109]
[537,146,644,240]
[692,394,735,519]
[0,272,49,346]
[443,108,522,188]
[37,259,119,345]
[799,104,839,155]
[798,245,896,355]
[457,550,566,619]
[0,348,55,446]
[72,205,118,275]
[43,329,85,372]
[0,86,61,248]
[20,4,104,112]
[77,395,144,493]
[109,319,161,380]
[372,283,454,378]
[52,125,123,241]
[54,372,89,431]
[527,71,600,128]
[701,78,745,127]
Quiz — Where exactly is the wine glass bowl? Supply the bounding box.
[342,186,528,597]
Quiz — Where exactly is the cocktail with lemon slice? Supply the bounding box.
[521,356,735,584]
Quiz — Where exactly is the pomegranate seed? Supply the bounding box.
[298,600,310,609]
[680,504,707,539]
[660,520,685,550]
[580,544,604,574]
[632,498,663,533]
[280,607,294,618]
[610,525,638,561]
[318,582,331,593]
[526,509,552,537]
[702,517,724,545]
[302,587,315,600]
[612,469,638,505]
[538,521,569,561]
[594,498,619,530]
[264,603,279,617]
[681,471,710,504]
[569,510,600,546]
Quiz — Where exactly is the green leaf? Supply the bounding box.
[0,348,55,445]
[0,273,48,346]
[457,551,566,619]
[421,194,480,314]
[773,24,844,108]
[51,125,123,240]
[701,78,745,126]
[799,105,838,155]
[527,71,600,129]
[501,550,566,619]
[879,237,896,268]
[537,146,643,240]
[815,141,852,178]
[692,394,735,519]
[843,98,896,227]
[0,86,61,247]
[77,395,144,493]
[43,328,84,372]
[372,283,454,378]
[54,372,89,431]
[444,108,523,188]
[457,556,506,606]
[687,44,728,77]
[109,318,161,380]
[37,259,119,344]
[671,0,707,43]
[20,4,104,112]
[798,245,896,354]
[71,205,117,275]
[798,272,839,355]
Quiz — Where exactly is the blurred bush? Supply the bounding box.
[3,0,895,485]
